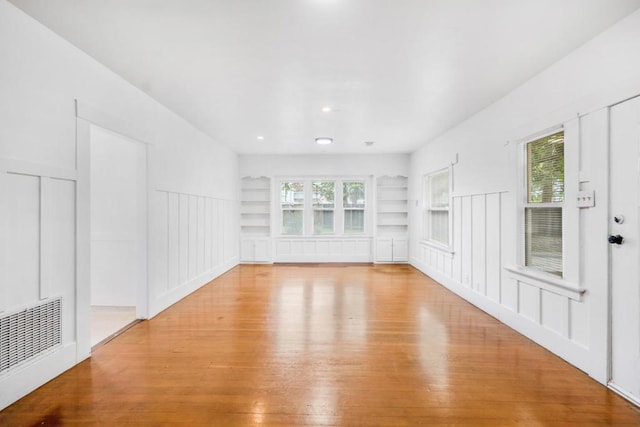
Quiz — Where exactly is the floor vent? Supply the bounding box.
[0,298,62,374]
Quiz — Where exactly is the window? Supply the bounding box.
[281,181,304,235]
[279,178,368,236]
[524,131,564,276]
[313,181,335,234]
[425,169,450,246]
[343,181,365,233]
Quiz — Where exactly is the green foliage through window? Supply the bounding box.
[527,132,564,203]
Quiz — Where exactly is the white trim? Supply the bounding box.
[419,239,455,255]
[608,383,640,407]
[504,265,584,301]
[75,100,155,147]
[411,260,593,377]
[0,158,76,181]
[277,176,371,238]
[0,343,77,410]
[423,166,452,247]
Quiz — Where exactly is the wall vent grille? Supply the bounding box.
[0,298,62,374]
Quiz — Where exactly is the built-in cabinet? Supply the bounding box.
[239,175,409,263]
[375,176,409,262]
[240,177,271,262]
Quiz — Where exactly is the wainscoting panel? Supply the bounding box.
[274,238,373,262]
[0,163,78,410]
[153,191,238,316]
[471,195,486,294]
[485,193,501,303]
[460,197,472,287]
[411,190,592,374]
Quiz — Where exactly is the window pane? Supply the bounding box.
[282,210,303,235]
[430,171,449,208]
[281,182,304,208]
[344,209,364,233]
[313,210,334,234]
[429,211,449,245]
[525,207,562,276]
[313,181,335,208]
[527,131,564,203]
[343,182,365,208]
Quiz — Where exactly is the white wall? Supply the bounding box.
[0,0,238,409]
[240,154,409,263]
[410,9,640,384]
[90,126,145,307]
[240,153,409,178]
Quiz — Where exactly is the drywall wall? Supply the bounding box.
[240,153,410,178]
[410,9,640,384]
[0,0,238,410]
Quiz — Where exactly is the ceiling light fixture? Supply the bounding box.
[364,141,375,147]
[315,137,333,145]
[257,135,264,140]
[321,107,332,113]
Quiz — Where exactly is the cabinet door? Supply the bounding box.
[376,238,393,262]
[240,239,255,261]
[253,239,271,262]
[392,238,409,262]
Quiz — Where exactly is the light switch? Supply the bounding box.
[576,190,595,208]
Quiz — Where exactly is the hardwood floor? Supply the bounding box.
[1,264,639,426]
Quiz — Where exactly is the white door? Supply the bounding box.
[609,95,640,404]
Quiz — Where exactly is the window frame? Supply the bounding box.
[280,181,306,235]
[277,177,370,237]
[521,129,565,277]
[423,166,452,249]
[507,120,582,299]
[343,180,367,234]
[312,180,336,235]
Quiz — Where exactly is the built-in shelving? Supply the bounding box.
[376,176,408,237]
[240,177,271,237]
[375,175,409,262]
[240,176,272,263]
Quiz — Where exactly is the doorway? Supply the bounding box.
[609,95,640,404]
[89,125,147,347]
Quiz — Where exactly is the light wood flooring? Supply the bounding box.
[1,264,639,425]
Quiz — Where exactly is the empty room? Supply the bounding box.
[1,0,640,425]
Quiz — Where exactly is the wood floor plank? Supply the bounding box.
[1,264,639,425]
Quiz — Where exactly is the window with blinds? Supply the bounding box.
[524,131,564,276]
[425,169,450,246]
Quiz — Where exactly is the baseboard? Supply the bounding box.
[0,342,77,410]
[410,259,593,377]
[149,259,238,318]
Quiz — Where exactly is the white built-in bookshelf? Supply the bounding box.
[240,176,271,237]
[375,175,409,262]
[376,175,408,237]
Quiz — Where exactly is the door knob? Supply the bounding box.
[608,234,624,245]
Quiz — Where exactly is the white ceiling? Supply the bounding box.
[10,0,640,154]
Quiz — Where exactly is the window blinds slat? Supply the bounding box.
[525,207,562,276]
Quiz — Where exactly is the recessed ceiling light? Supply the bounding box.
[257,135,264,140]
[321,107,332,113]
[315,137,333,145]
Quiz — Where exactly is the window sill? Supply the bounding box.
[504,265,585,301]
[419,240,454,255]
